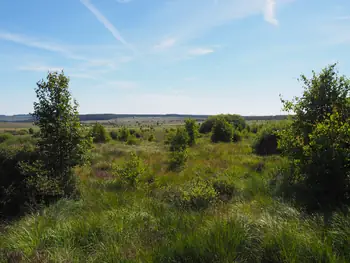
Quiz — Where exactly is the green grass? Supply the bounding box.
[1,128,349,262]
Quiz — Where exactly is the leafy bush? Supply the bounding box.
[17,129,28,135]
[126,135,139,145]
[109,130,118,140]
[91,123,110,143]
[165,178,218,210]
[168,128,189,152]
[118,127,130,142]
[28,128,34,135]
[168,150,188,171]
[184,118,198,146]
[212,176,237,201]
[211,118,233,143]
[279,64,350,214]
[0,144,39,217]
[148,134,155,142]
[200,114,246,134]
[113,152,145,186]
[252,125,281,155]
[0,133,12,143]
[232,129,242,142]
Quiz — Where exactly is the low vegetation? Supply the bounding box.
[1,64,350,262]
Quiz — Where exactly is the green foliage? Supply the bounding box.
[232,129,242,142]
[211,118,233,143]
[199,114,246,134]
[252,124,283,155]
[126,135,139,145]
[113,152,145,186]
[0,133,12,143]
[91,123,110,143]
[109,130,118,140]
[28,127,34,134]
[168,149,188,171]
[184,118,198,146]
[32,71,92,199]
[279,64,350,213]
[118,127,130,142]
[168,128,189,152]
[148,134,155,142]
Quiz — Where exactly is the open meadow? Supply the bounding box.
[1,65,350,262]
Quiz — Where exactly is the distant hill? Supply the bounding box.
[0,114,288,122]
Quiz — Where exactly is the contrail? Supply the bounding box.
[80,0,129,46]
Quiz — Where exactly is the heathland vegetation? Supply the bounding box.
[1,64,350,262]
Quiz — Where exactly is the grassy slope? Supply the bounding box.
[0,132,349,262]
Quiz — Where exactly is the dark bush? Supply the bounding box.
[211,118,233,143]
[252,126,280,156]
[184,118,198,146]
[118,127,130,142]
[0,133,12,143]
[232,130,242,142]
[91,123,110,143]
[109,130,118,140]
[200,114,246,134]
[279,64,350,214]
[28,128,34,135]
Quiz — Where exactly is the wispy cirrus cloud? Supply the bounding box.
[188,48,214,56]
[154,37,176,50]
[0,31,84,60]
[80,0,129,47]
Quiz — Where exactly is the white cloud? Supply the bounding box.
[18,65,64,72]
[154,38,176,50]
[264,0,279,26]
[80,0,129,46]
[188,48,214,56]
[0,31,83,60]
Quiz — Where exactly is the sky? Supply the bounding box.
[0,0,350,115]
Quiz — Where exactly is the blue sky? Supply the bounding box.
[0,0,349,115]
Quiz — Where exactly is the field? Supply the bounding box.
[1,121,350,263]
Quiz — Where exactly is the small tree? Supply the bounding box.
[32,71,91,198]
[211,118,233,143]
[279,64,350,215]
[167,128,189,171]
[185,118,198,146]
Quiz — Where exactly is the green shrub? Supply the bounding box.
[252,126,281,156]
[91,123,110,143]
[118,127,130,142]
[16,129,28,135]
[279,64,350,214]
[148,134,155,142]
[184,118,198,146]
[200,114,246,134]
[113,152,145,186]
[168,150,188,172]
[109,130,118,140]
[212,176,237,201]
[211,118,233,143]
[126,135,139,145]
[0,133,12,143]
[168,128,189,152]
[232,129,242,142]
[28,128,34,134]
